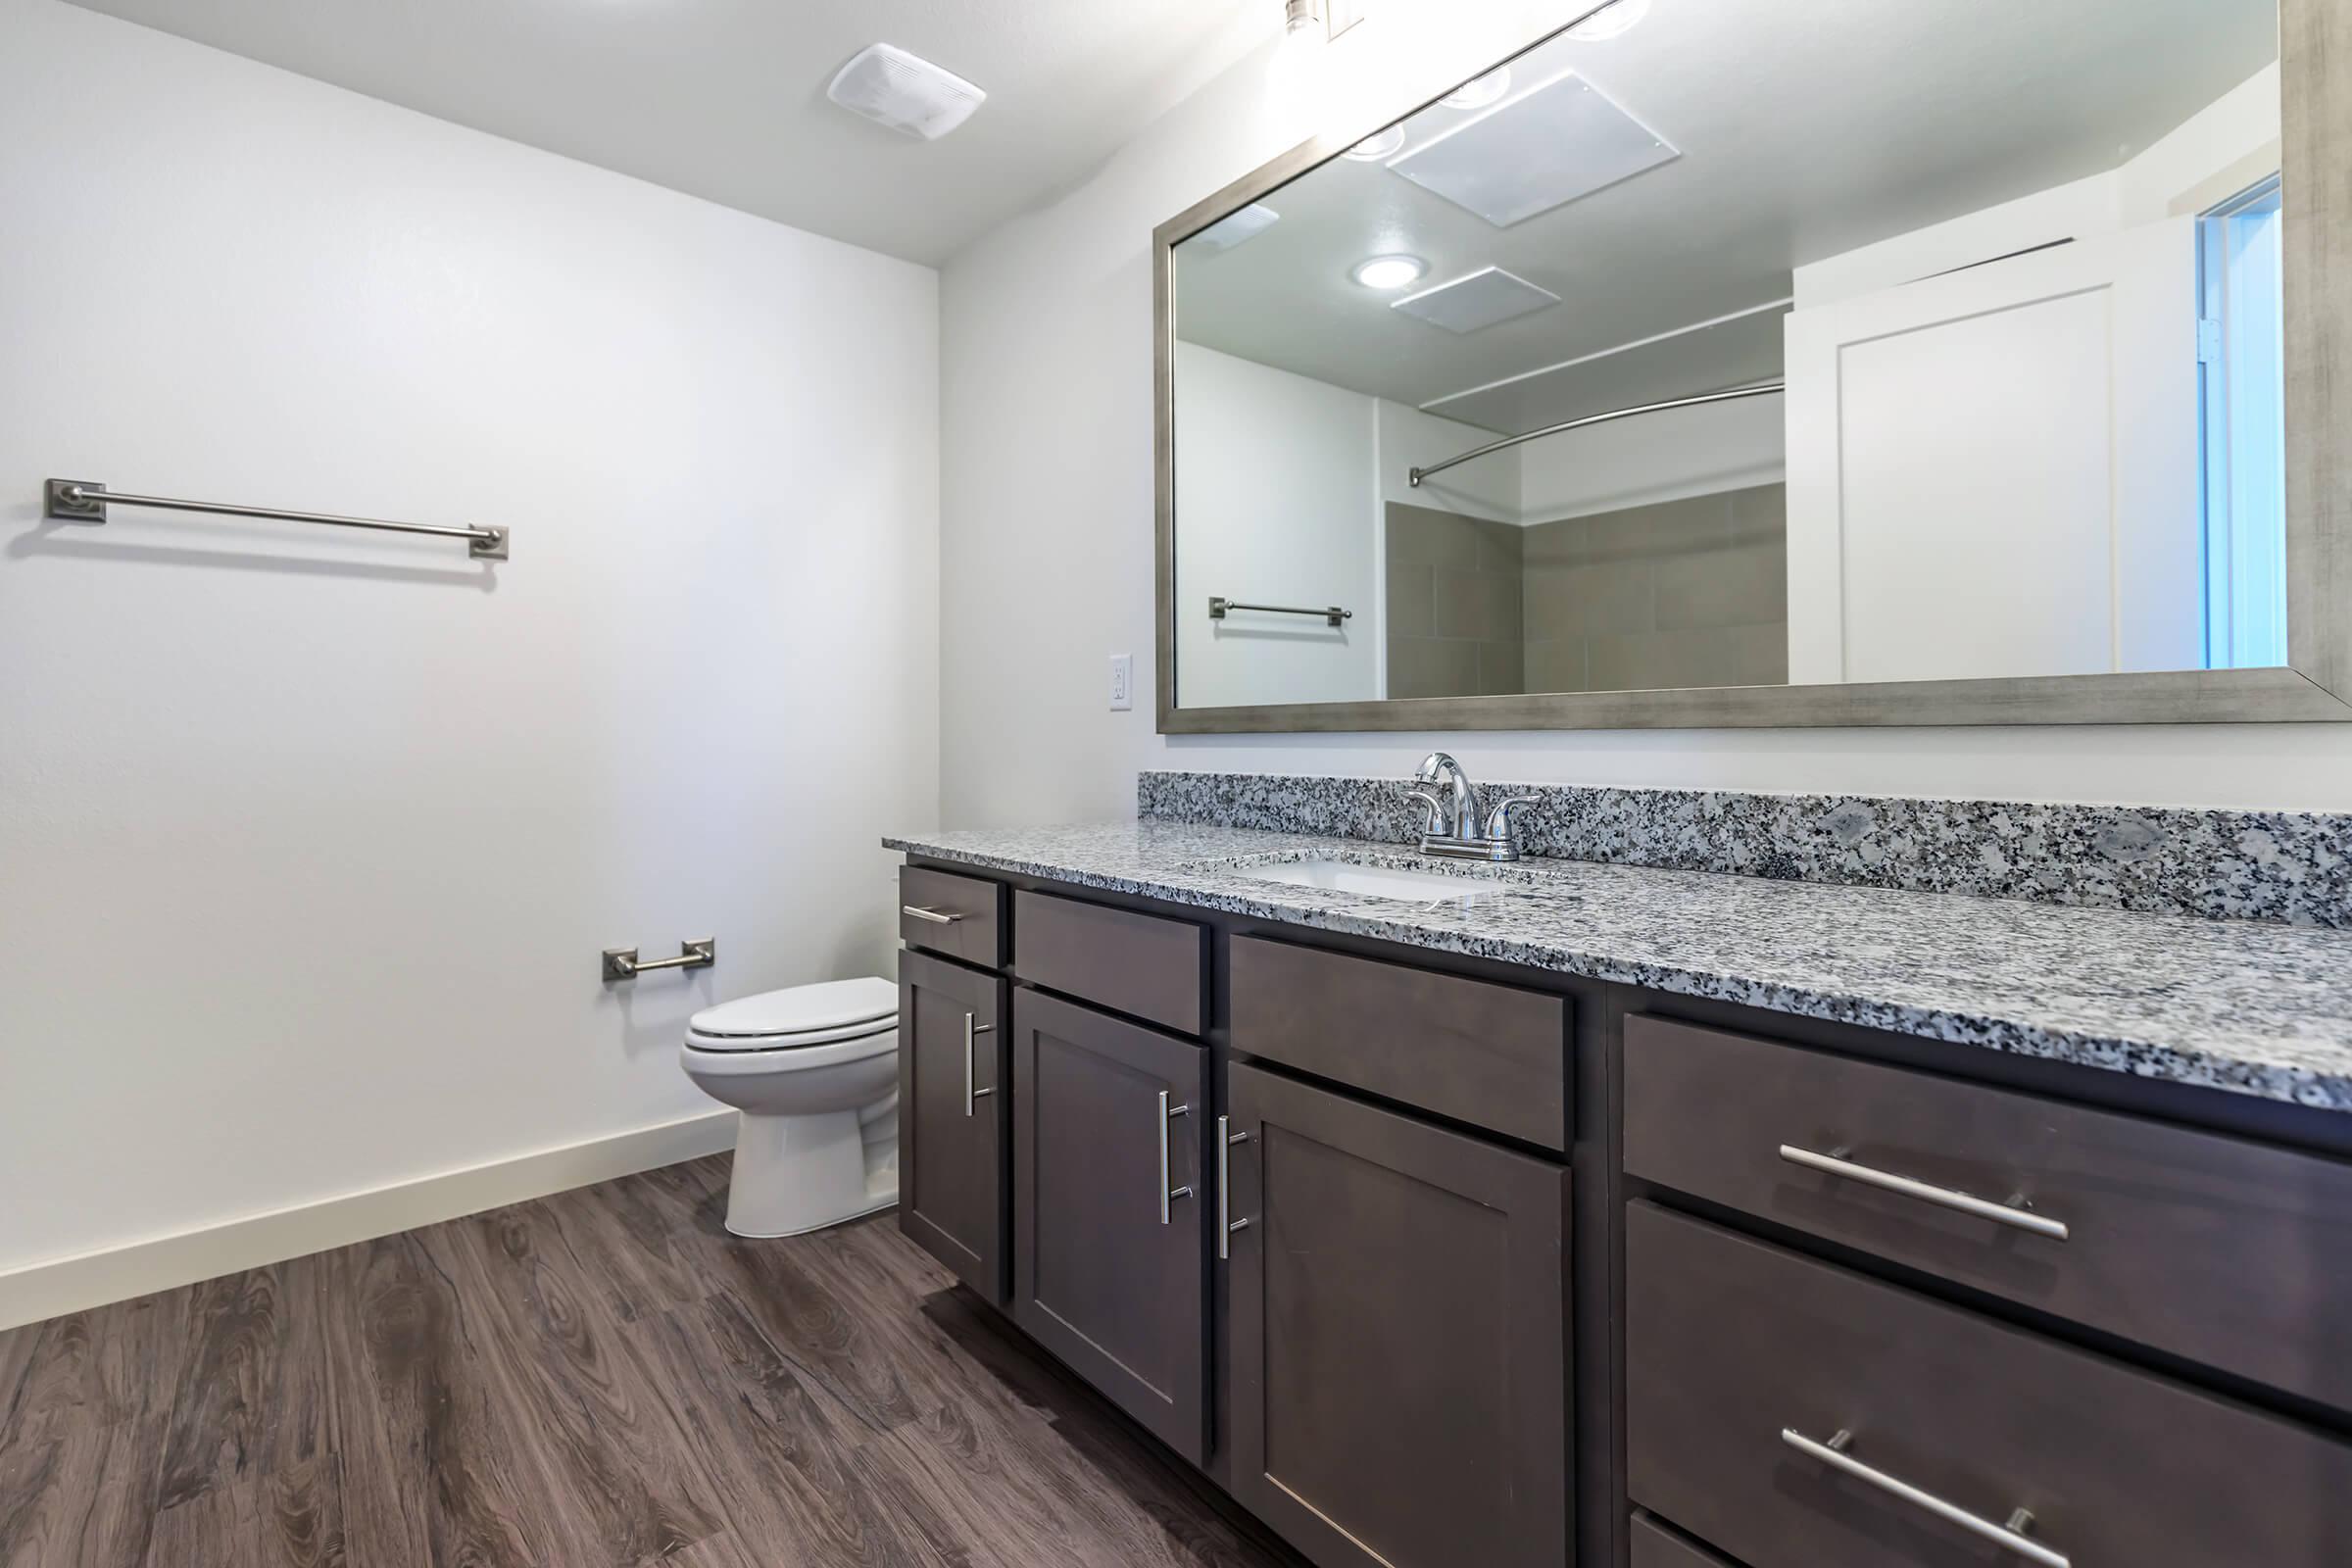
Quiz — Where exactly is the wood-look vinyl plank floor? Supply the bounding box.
[0,1156,1305,1568]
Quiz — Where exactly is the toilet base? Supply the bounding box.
[722,1107,900,1239]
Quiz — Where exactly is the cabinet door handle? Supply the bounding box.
[902,905,962,925]
[1778,1145,2069,1242]
[962,1011,996,1116]
[1782,1428,2068,1568]
[1217,1115,1252,1260]
[1158,1091,1192,1224]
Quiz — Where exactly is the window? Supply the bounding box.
[2198,176,2286,669]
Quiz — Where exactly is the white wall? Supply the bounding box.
[1175,343,1379,707]
[0,0,939,1280]
[938,4,2352,825]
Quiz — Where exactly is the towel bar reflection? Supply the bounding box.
[1208,597,1351,628]
[44,478,510,560]
[603,939,716,982]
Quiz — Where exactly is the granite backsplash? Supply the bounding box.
[1138,769,2352,929]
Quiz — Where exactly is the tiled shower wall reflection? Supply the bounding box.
[1385,484,1789,698]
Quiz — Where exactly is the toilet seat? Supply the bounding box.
[686,976,897,1053]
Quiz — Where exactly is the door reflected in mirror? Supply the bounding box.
[1170,0,2285,710]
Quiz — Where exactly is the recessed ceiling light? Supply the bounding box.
[1345,126,1405,161]
[1350,254,1427,290]
[1443,69,1510,110]
[1567,0,1651,41]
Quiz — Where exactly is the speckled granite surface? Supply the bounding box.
[1139,770,2352,928]
[884,818,2352,1113]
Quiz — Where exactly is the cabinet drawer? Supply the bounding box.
[1231,937,1568,1151]
[898,865,1006,968]
[1627,1202,2352,1568]
[1631,1514,1740,1568]
[1623,1013,2352,1409]
[1011,890,1206,1035]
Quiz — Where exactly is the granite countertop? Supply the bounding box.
[884,819,2352,1114]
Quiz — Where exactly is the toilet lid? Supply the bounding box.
[688,975,897,1041]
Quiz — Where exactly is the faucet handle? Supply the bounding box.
[1484,793,1542,843]
[1405,785,1449,837]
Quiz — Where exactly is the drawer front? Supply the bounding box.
[1011,890,1206,1036]
[1627,1202,2352,1568]
[1231,937,1568,1151]
[1623,1013,2352,1409]
[898,865,1006,968]
[1630,1514,1740,1568]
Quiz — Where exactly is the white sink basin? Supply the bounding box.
[1232,857,1504,903]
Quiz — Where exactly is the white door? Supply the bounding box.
[1784,219,2202,686]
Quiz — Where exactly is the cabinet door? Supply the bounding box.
[899,950,1008,1302]
[1226,1061,1569,1568]
[1012,987,1208,1462]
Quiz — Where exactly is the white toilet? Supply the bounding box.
[679,975,901,1239]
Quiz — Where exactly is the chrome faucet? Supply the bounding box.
[1407,753,1538,861]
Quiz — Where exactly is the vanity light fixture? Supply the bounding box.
[1285,0,1323,35]
[1350,254,1427,290]
[1443,68,1511,110]
[1345,126,1406,161]
[1567,0,1652,42]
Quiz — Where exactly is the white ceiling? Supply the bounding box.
[61,0,1277,266]
[1175,0,2278,433]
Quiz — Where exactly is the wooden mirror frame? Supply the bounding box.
[1154,1,2350,733]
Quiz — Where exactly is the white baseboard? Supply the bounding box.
[0,1109,737,1332]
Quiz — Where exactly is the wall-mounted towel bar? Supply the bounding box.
[44,478,510,560]
[1208,597,1352,628]
[1407,380,1786,489]
[603,938,715,982]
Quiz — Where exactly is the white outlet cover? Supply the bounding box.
[1109,654,1134,711]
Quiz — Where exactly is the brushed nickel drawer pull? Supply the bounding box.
[1217,1116,1253,1259]
[1159,1092,1192,1224]
[1783,1428,2068,1568]
[902,905,962,925]
[1778,1145,2070,1242]
[962,1012,997,1117]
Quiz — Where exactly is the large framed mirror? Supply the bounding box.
[1153,0,2349,731]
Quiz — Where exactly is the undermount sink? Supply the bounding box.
[1230,857,1507,904]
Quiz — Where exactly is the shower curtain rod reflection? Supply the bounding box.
[1407,381,1787,490]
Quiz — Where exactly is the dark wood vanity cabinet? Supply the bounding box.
[897,950,1009,1302]
[900,853,2352,1568]
[1009,985,1210,1462]
[1225,1061,1569,1568]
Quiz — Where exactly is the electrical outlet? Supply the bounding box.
[1108,654,1134,711]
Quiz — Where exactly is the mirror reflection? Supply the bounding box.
[1171,0,2285,709]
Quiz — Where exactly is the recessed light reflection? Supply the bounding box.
[1443,68,1510,110]
[1568,0,1651,41]
[1350,254,1426,290]
[1345,125,1405,161]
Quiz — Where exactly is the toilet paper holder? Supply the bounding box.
[603,938,715,982]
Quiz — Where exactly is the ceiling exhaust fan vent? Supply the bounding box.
[826,43,987,141]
